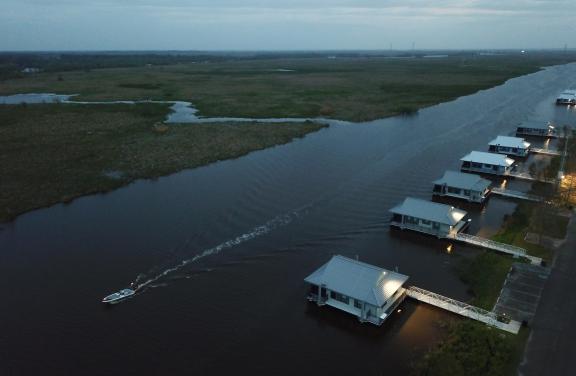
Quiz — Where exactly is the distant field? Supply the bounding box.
[1,53,572,121]
[0,104,324,222]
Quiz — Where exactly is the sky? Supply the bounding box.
[1,0,575,51]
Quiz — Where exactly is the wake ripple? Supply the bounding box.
[133,204,311,292]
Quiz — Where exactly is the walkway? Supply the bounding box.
[507,171,556,184]
[447,233,542,265]
[531,148,561,156]
[406,286,521,334]
[491,187,543,202]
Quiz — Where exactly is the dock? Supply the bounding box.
[506,171,556,184]
[406,286,521,334]
[531,148,561,156]
[490,187,543,202]
[447,232,542,265]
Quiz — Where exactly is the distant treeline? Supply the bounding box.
[1,50,575,81]
[0,53,223,80]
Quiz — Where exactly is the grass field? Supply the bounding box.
[1,54,570,122]
[0,104,325,222]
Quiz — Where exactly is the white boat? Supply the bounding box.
[102,288,135,304]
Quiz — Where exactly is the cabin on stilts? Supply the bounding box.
[460,151,515,176]
[389,197,469,238]
[488,136,531,157]
[304,255,408,326]
[432,171,491,203]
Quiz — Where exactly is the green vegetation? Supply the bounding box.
[491,199,569,262]
[0,104,325,222]
[1,54,574,122]
[458,252,516,310]
[416,252,522,376]
[417,321,528,376]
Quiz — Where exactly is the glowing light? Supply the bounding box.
[397,309,402,313]
[446,244,453,253]
[500,179,507,188]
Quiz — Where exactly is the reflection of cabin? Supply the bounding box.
[516,121,556,138]
[304,255,408,326]
[488,136,530,157]
[460,151,514,176]
[389,197,468,237]
[432,171,491,203]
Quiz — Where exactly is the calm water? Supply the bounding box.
[1,64,576,376]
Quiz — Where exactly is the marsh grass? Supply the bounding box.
[0,104,325,222]
[0,55,562,122]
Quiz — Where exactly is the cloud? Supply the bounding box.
[0,0,574,50]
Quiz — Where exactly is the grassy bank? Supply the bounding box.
[0,54,569,122]
[0,104,325,222]
[417,320,529,376]
[415,252,522,376]
[491,200,569,262]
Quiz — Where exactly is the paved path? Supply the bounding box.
[519,213,576,376]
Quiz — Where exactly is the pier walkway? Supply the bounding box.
[531,148,561,156]
[507,171,556,184]
[447,233,542,265]
[491,187,543,202]
[406,286,521,334]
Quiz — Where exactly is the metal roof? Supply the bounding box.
[489,136,530,149]
[558,93,575,100]
[304,255,409,307]
[389,197,467,225]
[433,170,491,192]
[517,120,552,130]
[460,151,515,167]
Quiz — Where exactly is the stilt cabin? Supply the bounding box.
[389,197,469,238]
[432,171,491,203]
[488,136,531,157]
[516,121,556,138]
[460,151,515,176]
[304,255,408,326]
[556,90,576,105]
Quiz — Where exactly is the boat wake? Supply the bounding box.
[132,204,311,293]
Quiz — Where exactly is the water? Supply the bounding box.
[1,64,576,375]
[0,93,335,125]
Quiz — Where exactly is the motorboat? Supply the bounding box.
[102,288,135,304]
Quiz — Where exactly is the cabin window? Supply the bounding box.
[463,190,471,196]
[462,161,471,168]
[432,222,440,230]
[433,184,443,193]
[421,219,432,227]
[354,299,362,309]
[392,213,402,222]
[493,165,499,171]
[405,216,419,225]
[471,162,482,168]
[330,291,349,304]
[447,187,461,194]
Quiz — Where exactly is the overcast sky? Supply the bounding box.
[1,0,575,51]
